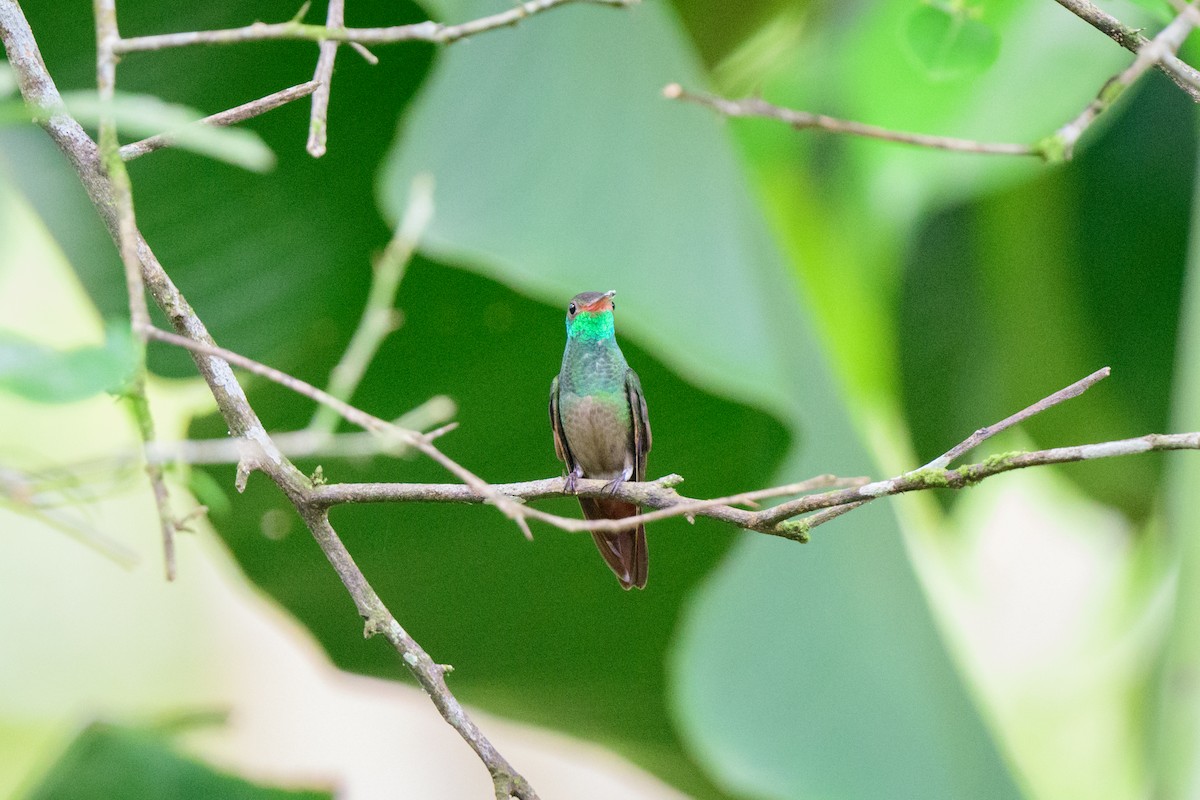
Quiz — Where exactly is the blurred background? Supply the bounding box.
[2,0,1198,797]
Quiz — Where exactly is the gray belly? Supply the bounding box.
[561,395,630,478]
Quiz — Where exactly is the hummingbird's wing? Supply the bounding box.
[625,369,651,482]
[548,375,575,470]
[589,367,649,590]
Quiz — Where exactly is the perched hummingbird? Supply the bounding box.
[549,290,652,590]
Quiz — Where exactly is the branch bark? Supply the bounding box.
[662,83,1038,157]
[94,0,178,579]
[1043,2,1200,160]
[305,0,343,157]
[114,0,636,52]
[1053,0,1200,102]
[120,81,319,161]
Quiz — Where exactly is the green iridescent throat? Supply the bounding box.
[568,310,615,342]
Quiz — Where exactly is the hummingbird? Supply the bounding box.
[549,290,652,590]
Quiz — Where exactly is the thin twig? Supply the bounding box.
[662,83,1038,157]
[115,0,637,53]
[307,174,433,434]
[120,81,318,161]
[140,325,534,539]
[0,466,139,565]
[348,41,377,64]
[1043,3,1200,161]
[926,367,1111,469]
[315,473,862,543]
[94,0,178,579]
[148,397,457,464]
[759,366,1114,529]
[1053,0,1200,102]
[310,367,1133,542]
[306,0,343,157]
[310,429,1200,541]
[141,325,409,438]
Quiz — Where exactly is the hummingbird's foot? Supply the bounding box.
[564,466,584,494]
[602,466,633,496]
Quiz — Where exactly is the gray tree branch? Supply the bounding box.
[114,0,637,52]
[1053,0,1200,101]
[666,3,1200,162]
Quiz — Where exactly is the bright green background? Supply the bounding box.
[4,0,1200,797]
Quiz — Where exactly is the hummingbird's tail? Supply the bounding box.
[580,496,648,590]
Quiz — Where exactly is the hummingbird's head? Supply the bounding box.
[565,290,617,341]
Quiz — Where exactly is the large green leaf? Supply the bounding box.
[25,722,330,800]
[900,77,1194,522]
[1151,139,1200,799]
[379,0,1018,797]
[720,0,1144,408]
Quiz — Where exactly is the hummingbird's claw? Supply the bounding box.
[564,466,583,494]
[603,466,633,496]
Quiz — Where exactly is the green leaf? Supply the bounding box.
[1151,135,1200,800]
[901,77,1195,523]
[378,0,1018,797]
[903,1,1000,81]
[0,91,274,172]
[1127,0,1174,23]
[25,722,330,800]
[0,322,135,403]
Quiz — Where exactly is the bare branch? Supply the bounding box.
[94,0,179,579]
[308,366,1177,545]
[662,83,1038,157]
[140,324,536,538]
[1043,3,1200,161]
[120,81,318,161]
[1053,0,1200,102]
[307,429,1200,542]
[925,366,1110,469]
[115,0,638,53]
[140,325,410,437]
[313,473,862,543]
[300,509,538,800]
[307,174,433,434]
[148,397,456,464]
[305,0,343,157]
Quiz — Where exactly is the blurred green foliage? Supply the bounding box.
[4,0,1200,798]
[0,322,134,403]
[902,1,1000,81]
[25,722,329,800]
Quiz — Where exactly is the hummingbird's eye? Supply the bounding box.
[568,302,577,315]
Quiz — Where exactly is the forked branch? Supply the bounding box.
[666,3,1200,162]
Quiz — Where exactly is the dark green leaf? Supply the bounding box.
[1150,128,1200,800]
